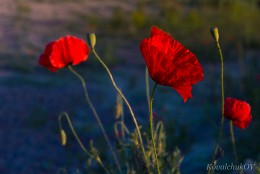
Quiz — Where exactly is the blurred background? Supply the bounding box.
[0,0,259,173]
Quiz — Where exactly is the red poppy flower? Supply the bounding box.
[39,35,90,71]
[224,97,252,129]
[140,26,204,102]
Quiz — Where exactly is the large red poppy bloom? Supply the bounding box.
[140,26,204,102]
[39,35,90,71]
[224,97,252,129]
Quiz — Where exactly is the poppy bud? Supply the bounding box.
[115,104,123,119]
[210,27,219,42]
[115,94,123,119]
[87,33,96,48]
[60,129,67,146]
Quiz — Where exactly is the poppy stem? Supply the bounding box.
[209,34,225,174]
[149,83,160,174]
[58,112,111,174]
[67,65,122,174]
[145,67,151,111]
[91,48,150,171]
[117,93,126,140]
[229,121,242,174]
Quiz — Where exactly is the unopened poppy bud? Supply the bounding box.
[210,27,219,42]
[60,129,67,146]
[115,93,123,119]
[87,33,96,48]
[115,104,123,119]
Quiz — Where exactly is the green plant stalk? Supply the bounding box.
[114,122,130,138]
[229,121,242,174]
[58,112,111,174]
[92,48,149,169]
[68,66,122,174]
[146,67,150,110]
[209,40,225,174]
[149,83,160,174]
[118,93,125,140]
[121,97,126,140]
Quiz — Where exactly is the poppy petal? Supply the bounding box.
[140,26,204,102]
[50,36,89,69]
[39,42,59,72]
[172,85,192,103]
[224,97,252,129]
[233,114,252,129]
[39,35,90,71]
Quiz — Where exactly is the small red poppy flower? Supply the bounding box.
[39,35,90,71]
[140,26,204,102]
[224,97,252,129]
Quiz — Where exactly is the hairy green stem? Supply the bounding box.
[149,83,160,174]
[58,112,111,174]
[209,40,225,174]
[229,121,242,174]
[145,67,150,110]
[92,49,149,169]
[229,122,238,162]
[68,66,122,174]
[118,93,125,140]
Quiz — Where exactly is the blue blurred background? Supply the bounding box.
[0,0,259,173]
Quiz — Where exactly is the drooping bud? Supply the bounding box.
[115,93,123,119]
[115,104,122,119]
[210,27,219,42]
[87,33,96,48]
[60,129,67,146]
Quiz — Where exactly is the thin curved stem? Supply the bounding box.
[149,83,160,174]
[117,93,125,140]
[209,40,225,174]
[67,66,122,174]
[229,121,242,174]
[58,112,111,174]
[114,121,130,141]
[92,49,149,169]
[58,112,91,155]
[229,121,238,162]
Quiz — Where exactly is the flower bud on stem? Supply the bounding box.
[90,36,150,171]
[210,27,219,43]
[208,27,225,174]
[58,112,111,174]
[67,65,122,174]
[87,33,96,48]
[60,129,67,146]
[209,27,240,174]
